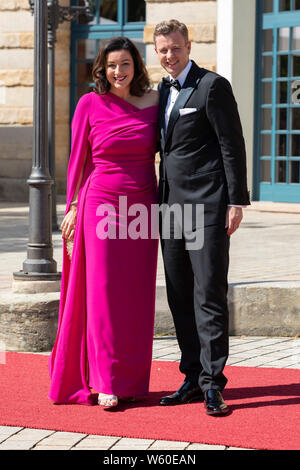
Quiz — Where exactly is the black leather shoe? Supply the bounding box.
[160,381,204,406]
[204,390,229,415]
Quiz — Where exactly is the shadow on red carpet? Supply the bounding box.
[0,353,299,450]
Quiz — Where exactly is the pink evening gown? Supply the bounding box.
[48,91,159,405]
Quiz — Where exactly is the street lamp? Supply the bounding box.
[13,0,59,281]
[13,1,94,282]
[28,0,94,231]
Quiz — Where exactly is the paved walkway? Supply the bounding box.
[1,201,300,289]
[0,202,300,449]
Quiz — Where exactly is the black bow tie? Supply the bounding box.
[162,77,181,91]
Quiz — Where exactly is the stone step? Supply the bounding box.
[1,280,300,351]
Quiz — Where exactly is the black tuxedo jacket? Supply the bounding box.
[158,61,250,227]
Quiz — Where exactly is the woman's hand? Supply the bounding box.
[61,205,77,241]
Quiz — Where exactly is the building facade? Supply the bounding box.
[0,0,299,203]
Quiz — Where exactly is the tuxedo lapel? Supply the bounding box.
[164,62,206,147]
[158,84,170,151]
[165,87,195,145]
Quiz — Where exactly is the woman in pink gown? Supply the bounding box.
[48,37,159,407]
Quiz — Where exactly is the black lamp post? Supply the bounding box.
[28,0,94,232]
[13,1,93,282]
[14,0,58,281]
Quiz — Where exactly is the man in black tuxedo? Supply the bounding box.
[154,19,250,415]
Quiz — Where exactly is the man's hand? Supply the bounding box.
[225,206,243,236]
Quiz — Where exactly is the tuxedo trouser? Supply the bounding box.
[160,216,230,393]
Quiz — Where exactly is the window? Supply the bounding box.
[255,1,300,201]
[70,0,146,110]
[279,0,300,11]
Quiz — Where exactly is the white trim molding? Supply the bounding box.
[217,0,256,197]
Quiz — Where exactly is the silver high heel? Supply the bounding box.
[98,393,118,408]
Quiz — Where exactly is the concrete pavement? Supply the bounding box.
[1,200,300,289]
[2,200,300,342]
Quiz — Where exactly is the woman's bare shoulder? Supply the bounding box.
[129,89,159,109]
[147,89,159,106]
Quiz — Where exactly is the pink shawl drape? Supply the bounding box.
[48,94,97,405]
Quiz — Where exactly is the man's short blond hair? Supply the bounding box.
[153,19,189,45]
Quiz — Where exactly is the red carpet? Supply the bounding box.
[0,352,299,450]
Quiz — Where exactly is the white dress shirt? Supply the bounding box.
[165,60,192,130]
[164,60,246,208]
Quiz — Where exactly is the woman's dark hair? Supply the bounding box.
[92,37,151,97]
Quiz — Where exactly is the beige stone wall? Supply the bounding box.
[0,0,70,201]
[53,2,71,196]
[144,0,217,84]
[0,2,33,129]
[0,0,218,201]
